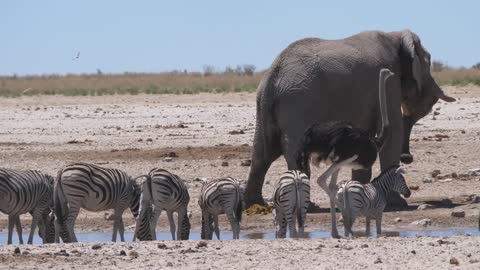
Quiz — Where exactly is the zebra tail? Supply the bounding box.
[235,187,243,223]
[342,182,353,236]
[295,177,303,230]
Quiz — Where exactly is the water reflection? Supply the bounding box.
[1,229,479,245]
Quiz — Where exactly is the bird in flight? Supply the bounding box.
[73,51,80,60]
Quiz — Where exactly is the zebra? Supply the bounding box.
[198,177,243,240]
[295,68,394,238]
[336,165,411,237]
[0,168,55,244]
[54,162,145,243]
[134,168,191,241]
[272,170,310,238]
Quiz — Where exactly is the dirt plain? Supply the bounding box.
[0,86,480,269]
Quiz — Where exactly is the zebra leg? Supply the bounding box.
[149,207,162,241]
[28,211,42,244]
[365,216,371,237]
[213,215,220,240]
[7,215,16,245]
[14,216,24,244]
[226,208,239,240]
[167,211,176,240]
[201,210,213,240]
[275,210,287,239]
[375,213,383,237]
[176,207,187,240]
[285,208,297,238]
[65,206,80,242]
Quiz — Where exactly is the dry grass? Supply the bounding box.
[0,72,263,97]
[1,68,479,97]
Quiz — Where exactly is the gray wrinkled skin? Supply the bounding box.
[245,30,455,206]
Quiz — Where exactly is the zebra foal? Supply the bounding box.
[272,170,310,238]
[54,163,145,243]
[0,168,55,244]
[198,177,243,240]
[336,165,411,237]
[134,168,190,241]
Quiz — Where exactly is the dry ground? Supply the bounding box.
[1,86,480,269]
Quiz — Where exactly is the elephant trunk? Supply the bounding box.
[400,116,415,164]
[375,68,395,150]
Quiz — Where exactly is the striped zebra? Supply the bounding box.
[134,168,190,241]
[198,177,243,240]
[272,170,310,238]
[0,168,55,244]
[336,165,411,237]
[54,163,145,243]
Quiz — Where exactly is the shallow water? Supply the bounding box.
[1,229,479,245]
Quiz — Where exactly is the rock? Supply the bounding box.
[451,210,465,218]
[417,204,435,210]
[158,243,168,249]
[422,177,433,183]
[468,168,480,176]
[433,111,440,115]
[240,159,252,167]
[14,247,20,255]
[450,257,459,265]
[410,218,432,227]
[395,217,402,222]
[360,244,369,248]
[439,178,452,183]
[374,257,383,264]
[469,195,480,203]
[54,250,69,257]
[129,251,139,258]
[146,138,153,142]
[194,177,207,182]
[437,239,455,245]
[229,129,245,135]
[451,172,458,178]
[163,157,173,162]
[163,151,178,158]
[196,241,208,248]
[22,250,30,255]
[409,185,420,191]
[221,161,229,166]
[410,250,416,255]
[91,243,102,250]
[431,170,441,178]
[120,250,127,256]
[436,173,451,180]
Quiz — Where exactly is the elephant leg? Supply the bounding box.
[244,126,282,207]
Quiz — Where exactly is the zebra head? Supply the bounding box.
[391,167,411,198]
[180,211,191,240]
[134,204,153,241]
[38,211,56,243]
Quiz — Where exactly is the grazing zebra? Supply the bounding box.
[134,168,191,241]
[54,163,144,243]
[295,68,394,238]
[336,166,411,237]
[0,168,55,244]
[272,170,310,238]
[198,177,243,240]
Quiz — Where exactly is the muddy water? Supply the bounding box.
[1,229,479,245]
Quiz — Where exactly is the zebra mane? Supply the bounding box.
[371,165,400,183]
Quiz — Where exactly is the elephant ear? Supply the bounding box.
[401,30,423,92]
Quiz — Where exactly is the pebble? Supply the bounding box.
[14,247,20,255]
[409,185,420,191]
[469,195,480,203]
[196,241,208,248]
[410,218,432,227]
[158,243,168,249]
[129,251,139,258]
[422,177,433,183]
[54,250,69,257]
[22,250,30,255]
[360,244,369,248]
[163,157,173,162]
[119,250,127,256]
[91,243,102,250]
[240,160,252,167]
[450,257,459,265]
[221,161,229,166]
[417,204,435,210]
[451,210,465,218]
[431,169,441,178]
[395,217,402,222]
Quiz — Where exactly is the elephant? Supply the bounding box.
[244,29,455,207]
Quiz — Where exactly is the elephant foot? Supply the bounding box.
[244,194,267,208]
[385,192,408,209]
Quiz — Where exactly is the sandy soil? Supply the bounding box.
[1,86,480,269]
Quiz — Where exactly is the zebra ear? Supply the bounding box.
[395,167,406,175]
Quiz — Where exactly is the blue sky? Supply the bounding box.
[2,0,479,75]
